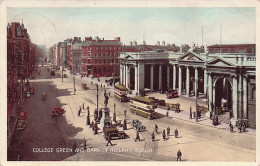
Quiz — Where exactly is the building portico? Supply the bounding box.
[120,49,255,127]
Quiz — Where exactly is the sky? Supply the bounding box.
[7,7,255,48]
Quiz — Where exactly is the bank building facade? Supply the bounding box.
[119,44,256,128]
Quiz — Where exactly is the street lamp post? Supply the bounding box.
[113,103,116,122]
[191,76,203,122]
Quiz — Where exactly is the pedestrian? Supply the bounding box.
[106,133,113,146]
[230,124,233,133]
[189,107,192,119]
[177,149,182,161]
[238,121,242,133]
[83,138,87,149]
[73,141,77,152]
[151,131,155,141]
[101,84,102,88]
[124,110,127,118]
[174,128,178,138]
[91,121,94,129]
[81,75,83,79]
[193,112,196,119]
[109,92,110,96]
[166,110,169,117]
[17,155,21,161]
[135,131,140,142]
[78,106,81,116]
[242,122,246,132]
[167,126,170,136]
[162,129,166,140]
[82,103,85,110]
[154,124,158,133]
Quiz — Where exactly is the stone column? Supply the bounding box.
[138,64,145,91]
[208,73,213,113]
[124,64,127,86]
[186,66,190,96]
[122,65,125,85]
[243,76,248,119]
[195,67,198,97]
[120,64,123,84]
[232,76,238,120]
[178,66,182,95]
[173,64,176,89]
[126,65,130,89]
[159,65,162,90]
[167,65,170,88]
[204,68,208,97]
[238,74,243,119]
[213,85,216,114]
[135,64,138,93]
[150,65,154,91]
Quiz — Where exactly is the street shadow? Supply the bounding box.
[154,139,161,141]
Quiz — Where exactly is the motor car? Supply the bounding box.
[51,107,65,116]
[26,91,31,98]
[51,71,55,76]
[166,89,179,99]
[30,87,34,95]
[81,83,87,90]
[18,111,27,120]
[42,93,47,100]
[16,120,26,130]
[132,120,146,131]
[103,127,127,140]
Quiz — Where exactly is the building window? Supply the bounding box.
[231,49,236,53]
[105,52,107,57]
[95,52,97,57]
[252,87,256,100]
[99,59,101,64]
[95,59,97,64]
[223,49,228,53]
[88,51,91,56]
[105,46,107,50]
[88,59,90,63]
[101,47,103,50]
[216,49,220,53]
[108,59,110,63]
[239,49,245,53]
[110,52,112,57]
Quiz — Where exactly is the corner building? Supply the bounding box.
[80,37,121,77]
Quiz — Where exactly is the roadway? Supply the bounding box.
[7,64,256,161]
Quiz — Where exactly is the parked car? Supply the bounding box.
[42,93,47,100]
[166,89,178,99]
[132,120,146,131]
[30,87,34,95]
[51,71,55,76]
[26,91,31,98]
[18,111,27,120]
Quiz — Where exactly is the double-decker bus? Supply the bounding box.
[114,84,129,102]
[130,96,158,119]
